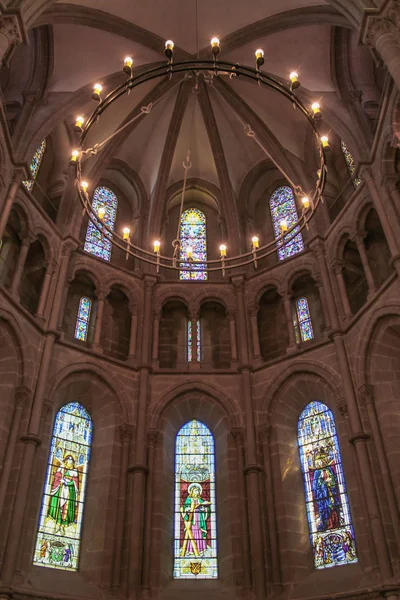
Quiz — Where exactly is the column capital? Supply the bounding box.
[357,384,375,406]
[331,258,345,275]
[336,397,349,419]
[119,423,134,444]
[61,237,79,257]
[257,423,271,444]
[14,385,32,407]
[0,9,25,64]
[231,275,245,291]
[231,427,244,448]
[147,429,160,448]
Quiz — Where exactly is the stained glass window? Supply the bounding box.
[33,402,92,571]
[84,186,118,261]
[196,320,201,362]
[174,420,217,579]
[296,297,314,342]
[298,401,357,569]
[341,140,362,188]
[269,186,304,261]
[180,208,207,280]
[187,320,201,362]
[74,297,92,342]
[22,139,46,192]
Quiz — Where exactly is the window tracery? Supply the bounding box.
[180,208,207,280]
[269,186,304,261]
[22,139,46,192]
[174,420,217,578]
[74,297,92,342]
[298,401,357,569]
[84,186,118,261]
[33,402,92,571]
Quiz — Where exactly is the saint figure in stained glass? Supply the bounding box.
[174,420,217,579]
[74,297,92,342]
[298,401,357,569]
[269,186,304,261]
[22,139,47,192]
[180,208,207,280]
[33,402,92,571]
[84,186,118,261]
[341,140,362,188]
[296,297,314,342]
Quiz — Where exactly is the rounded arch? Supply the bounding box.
[285,263,320,293]
[194,291,234,316]
[68,265,102,295]
[154,288,191,315]
[0,308,33,387]
[250,277,284,309]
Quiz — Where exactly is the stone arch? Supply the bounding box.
[193,291,234,316]
[249,275,284,309]
[154,289,191,315]
[68,264,102,295]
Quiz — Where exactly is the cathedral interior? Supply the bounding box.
[0,1,400,599]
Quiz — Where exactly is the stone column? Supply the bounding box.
[151,310,161,362]
[280,288,297,352]
[231,428,251,591]
[0,172,23,238]
[0,239,77,585]
[249,306,261,359]
[35,260,56,321]
[9,235,31,296]
[112,424,134,589]
[316,281,332,331]
[0,12,24,67]
[128,307,138,359]
[128,276,155,599]
[92,291,106,351]
[332,260,352,318]
[142,430,159,596]
[355,233,376,297]
[312,240,393,580]
[363,14,400,93]
[228,313,238,362]
[232,276,266,600]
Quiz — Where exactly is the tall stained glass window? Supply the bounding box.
[22,139,47,192]
[187,320,201,362]
[174,420,217,579]
[33,402,92,571]
[341,140,362,188]
[269,186,304,261]
[298,401,357,569]
[296,297,314,342]
[74,297,92,342]
[84,186,118,261]
[180,208,207,280]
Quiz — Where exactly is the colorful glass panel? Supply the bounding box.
[269,186,304,261]
[84,186,118,261]
[296,297,314,342]
[196,320,201,362]
[341,140,362,188]
[74,297,92,342]
[187,320,193,362]
[22,139,46,192]
[298,401,357,569]
[174,420,217,579]
[33,402,92,571]
[179,208,207,280]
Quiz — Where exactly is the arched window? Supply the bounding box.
[294,297,314,343]
[22,139,46,192]
[187,319,201,362]
[33,402,92,571]
[174,419,217,579]
[180,208,207,280]
[84,186,118,261]
[341,140,362,188]
[298,401,357,569]
[74,297,92,342]
[269,186,304,261]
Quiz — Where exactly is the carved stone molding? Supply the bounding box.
[362,2,400,48]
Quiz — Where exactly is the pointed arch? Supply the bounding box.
[22,139,46,192]
[174,419,217,578]
[179,208,207,280]
[84,186,118,261]
[33,402,92,570]
[269,186,304,261]
[297,401,357,569]
[341,140,362,188]
[74,297,92,342]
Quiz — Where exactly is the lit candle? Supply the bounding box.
[219,244,227,258]
[289,71,300,89]
[186,246,193,260]
[153,240,160,253]
[97,206,106,220]
[255,48,264,68]
[123,227,130,240]
[70,150,80,163]
[92,83,102,101]
[280,219,288,233]
[321,135,330,149]
[251,236,259,249]
[81,180,88,193]
[302,196,310,209]
[75,115,84,131]
[211,37,221,56]
[311,102,321,118]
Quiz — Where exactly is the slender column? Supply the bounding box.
[35,260,56,319]
[228,313,238,361]
[128,276,155,599]
[112,424,134,589]
[151,311,160,361]
[9,236,31,296]
[0,239,77,584]
[316,281,331,331]
[0,387,30,519]
[129,309,138,359]
[231,428,251,591]
[249,307,261,359]
[332,260,352,318]
[0,173,23,239]
[142,430,159,595]
[92,291,106,350]
[355,234,376,296]
[281,290,297,351]
[233,276,266,600]
[259,425,281,586]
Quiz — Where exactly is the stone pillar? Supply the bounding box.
[128,276,155,599]
[92,291,106,351]
[355,233,376,297]
[316,281,332,331]
[0,12,24,67]
[249,306,261,359]
[9,236,31,296]
[0,239,77,585]
[128,307,138,359]
[151,310,160,362]
[332,260,352,318]
[0,172,23,238]
[363,14,400,93]
[112,424,134,589]
[232,276,266,600]
[231,428,251,592]
[281,289,297,352]
[142,430,159,596]
[35,260,56,320]
[228,313,238,361]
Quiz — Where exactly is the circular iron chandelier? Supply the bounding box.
[72,39,328,276]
